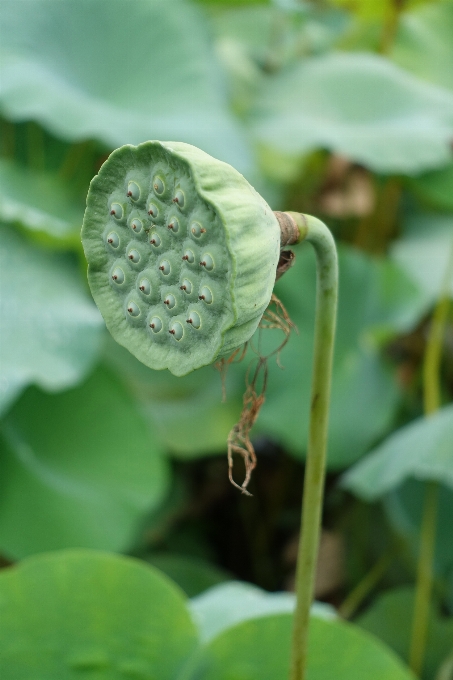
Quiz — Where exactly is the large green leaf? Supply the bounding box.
[0,367,170,559]
[211,4,350,123]
[341,404,453,500]
[0,158,84,246]
[0,0,250,172]
[190,581,335,644]
[408,162,453,212]
[383,479,453,576]
[250,51,453,173]
[0,549,198,679]
[390,211,453,308]
[392,0,453,93]
[254,244,423,468]
[0,225,103,414]
[145,553,230,598]
[357,587,453,680]
[183,613,416,680]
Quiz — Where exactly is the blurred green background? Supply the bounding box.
[0,1,452,678]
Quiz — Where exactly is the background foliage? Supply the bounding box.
[0,0,452,678]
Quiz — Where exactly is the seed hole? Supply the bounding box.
[200,253,214,271]
[127,301,140,317]
[149,316,163,333]
[130,218,143,234]
[127,181,140,201]
[191,222,205,238]
[107,231,119,248]
[187,311,201,329]
[173,190,185,208]
[169,321,184,340]
[153,176,165,195]
[128,249,140,264]
[180,278,192,294]
[182,249,195,264]
[158,259,171,275]
[150,233,161,247]
[139,278,151,295]
[111,267,125,284]
[168,218,179,233]
[199,286,213,304]
[110,203,123,220]
[164,294,176,309]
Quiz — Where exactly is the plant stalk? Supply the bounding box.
[339,549,393,620]
[409,237,453,676]
[285,213,338,680]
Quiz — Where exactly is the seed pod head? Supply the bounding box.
[82,141,280,376]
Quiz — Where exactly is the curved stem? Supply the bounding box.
[409,236,453,676]
[286,213,338,680]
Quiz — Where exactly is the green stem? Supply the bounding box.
[287,213,338,680]
[408,481,439,675]
[339,549,393,620]
[409,237,453,676]
[379,0,406,54]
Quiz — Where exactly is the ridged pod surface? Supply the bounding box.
[82,141,280,376]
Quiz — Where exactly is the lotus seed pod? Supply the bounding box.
[82,141,280,376]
